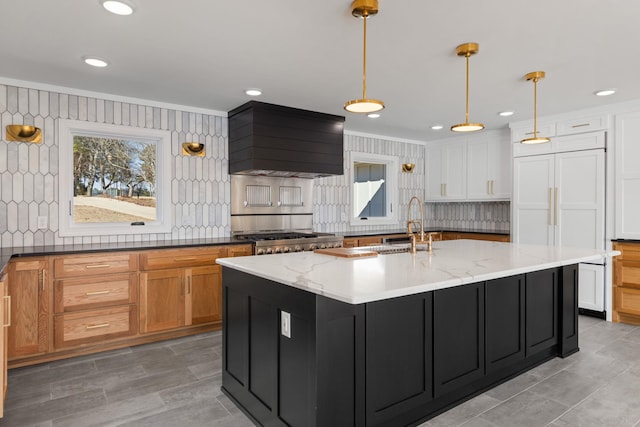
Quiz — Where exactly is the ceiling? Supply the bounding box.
[1,0,638,141]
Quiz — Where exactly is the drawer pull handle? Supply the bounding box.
[174,257,197,262]
[85,290,110,296]
[85,264,110,269]
[86,323,110,330]
[571,123,590,128]
[3,296,10,327]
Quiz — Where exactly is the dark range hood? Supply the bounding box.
[228,101,345,178]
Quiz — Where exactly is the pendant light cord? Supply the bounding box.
[465,54,470,124]
[362,12,368,99]
[533,78,538,137]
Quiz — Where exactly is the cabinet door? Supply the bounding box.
[443,143,467,200]
[513,155,555,245]
[8,259,49,358]
[485,275,525,373]
[139,269,185,333]
[615,112,640,239]
[425,145,444,200]
[578,264,604,312]
[187,265,222,325]
[467,140,491,200]
[468,138,510,200]
[365,293,433,425]
[433,282,484,397]
[489,138,511,199]
[0,274,7,417]
[554,150,605,249]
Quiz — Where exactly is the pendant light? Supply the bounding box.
[451,42,484,132]
[521,71,550,144]
[344,0,385,114]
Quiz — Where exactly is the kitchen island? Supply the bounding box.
[217,240,615,427]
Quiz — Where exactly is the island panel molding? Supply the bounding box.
[220,261,580,426]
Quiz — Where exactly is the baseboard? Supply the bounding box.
[579,308,606,319]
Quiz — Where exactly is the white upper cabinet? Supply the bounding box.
[425,142,467,201]
[466,136,511,201]
[425,130,510,202]
[615,111,640,239]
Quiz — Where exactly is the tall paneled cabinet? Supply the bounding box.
[512,116,608,315]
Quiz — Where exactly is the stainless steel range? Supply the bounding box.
[230,175,343,255]
[234,232,342,255]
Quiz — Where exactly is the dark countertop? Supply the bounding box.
[0,229,511,274]
[0,237,246,274]
[611,239,640,244]
[338,228,511,239]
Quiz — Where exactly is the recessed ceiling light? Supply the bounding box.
[83,56,109,67]
[367,113,381,118]
[594,89,616,97]
[431,125,443,130]
[101,1,134,15]
[245,88,262,96]
[499,111,514,117]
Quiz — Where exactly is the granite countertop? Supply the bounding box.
[0,237,246,274]
[217,239,617,305]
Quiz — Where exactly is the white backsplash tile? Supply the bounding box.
[0,83,230,247]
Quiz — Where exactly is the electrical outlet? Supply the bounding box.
[341,211,347,222]
[181,215,194,226]
[281,311,291,338]
[37,216,48,229]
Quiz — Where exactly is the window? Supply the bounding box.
[58,119,172,237]
[350,152,399,226]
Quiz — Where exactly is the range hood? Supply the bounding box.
[228,101,345,178]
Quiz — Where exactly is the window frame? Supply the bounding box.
[349,151,399,226]
[58,119,172,237]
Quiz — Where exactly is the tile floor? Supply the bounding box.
[0,316,638,427]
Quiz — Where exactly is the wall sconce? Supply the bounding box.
[6,125,42,143]
[402,163,415,173]
[182,142,205,157]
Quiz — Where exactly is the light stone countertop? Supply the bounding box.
[216,239,619,304]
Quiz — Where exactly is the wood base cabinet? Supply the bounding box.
[613,242,640,325]
[0,273,8,417]
[222,265,579,427]
[7,258,49,359]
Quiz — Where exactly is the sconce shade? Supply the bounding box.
[402,163,415,173]
[182,142,206,156]
[6,125,42,143]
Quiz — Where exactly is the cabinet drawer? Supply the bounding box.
[54,253,138,278]
[140,247,227,270]
[613,243,640,262]
[556,115,608,136]
[615,287,640,316]
[54,273,138,313]
[54,305,136,348]
[227,245,253,257]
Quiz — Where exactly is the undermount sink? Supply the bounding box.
[363,243,431,255]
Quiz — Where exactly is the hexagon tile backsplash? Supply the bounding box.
[0,82,510,248]
[0,83,230,247]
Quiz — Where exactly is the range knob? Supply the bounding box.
[265,248,273,254]
[283,247,291,253]
[294,246,303,252]
[274,247,282,254]
[309,244,317,251]
[319,243,326,249]
[256,248,265,255]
